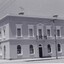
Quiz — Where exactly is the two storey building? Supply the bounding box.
[0,15,64,59]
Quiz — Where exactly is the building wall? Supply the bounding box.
[9,39,64,59]
[8,16,64,39]
[8,16,64,59]
[9,16,54,39]
[9,40,39,59]
[0,17,10,59]
[1,42,10,59]
[0,16,9,41]
[1,16,64,59]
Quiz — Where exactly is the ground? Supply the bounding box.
[0,57,64,64]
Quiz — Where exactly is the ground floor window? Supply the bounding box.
[0,45,2,55]
[29,45,34,54]
[17,45,21,54]
[58,44,61,52]
[47,44,51,53]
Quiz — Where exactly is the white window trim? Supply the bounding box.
[47,44,52,54]
[17,45,23,56]
[30,51,35,55]
[37,23,44,36]
[16,24,23,37]
[28,25,34,37]
[29,45,35,55]
[58,44,62,53]
[2,26,6,38]
[56,26,61,37]
[46,25,52,37]
[0,27,2,39]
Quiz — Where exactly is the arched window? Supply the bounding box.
[47,44,51,53]
[39,44,42,46]
[30,45,34,54]
[4,45,6,59]
[0,45,2,55]
[17,45,21,54]
[58,44,61,52]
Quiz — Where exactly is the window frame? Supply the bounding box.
[57,44,62,52]
[47,44,51,53]
[0,45,2,55]
[46,26,52,37]
[28,25,34,37]
[3,26,6,38]
[47,29,50,36]
[56,26,61,37]
[16,24,22,37]
[0,28,2,38]
[37,23,44,39]
[17,28,21,36]
[17,45,23,55]
[29,45,34,55]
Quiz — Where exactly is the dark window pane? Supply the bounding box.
[29,29,33,36]
[47,29,50,36]
[57,29,60,36]
[3,27,6,36]
[17,45,21,54]
[4,30,5,35]
[17,28,21,36]
[0,31,1,34]
[38,29,42,39]
[0,30,1,37]
[47,44,51,53]
[30,45,34,54]
[58,44,61,52]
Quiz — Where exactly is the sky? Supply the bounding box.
[0,0,64,18]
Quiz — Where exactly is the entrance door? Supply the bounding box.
[39,47,43,58]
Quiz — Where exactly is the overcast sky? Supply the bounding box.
[0,0,64,18]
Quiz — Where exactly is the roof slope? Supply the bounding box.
[0,0,64,19]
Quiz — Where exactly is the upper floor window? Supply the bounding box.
[17,28,21,36]
[57,29,60,36]
[46,26,51,37]
[38,29,42,39]
[37,23,44,39]
[28,25,34,37]
[16,24,22,37]
[47,29,50,36]
[56,26,61,37]
[29,29,33,36]
[0,28,2,37]
[38,29,42,36]
[3,26,6,37]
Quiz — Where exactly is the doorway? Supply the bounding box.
[39,47,43,58]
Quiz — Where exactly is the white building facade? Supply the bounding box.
[0,15,64,59]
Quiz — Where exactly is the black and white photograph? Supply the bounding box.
[0,0,64,64]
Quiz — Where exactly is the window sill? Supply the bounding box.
[0,38,2,40]
[17,54,23,56]
[28,36,35,38]
[0,53,2,56]
[48,52,52,54]
[58,51,62,53]
[16,36,23,38]
[30,53,35,55]
[56,36,62,38]
[16,36,23,37]
[47,36,53,37]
